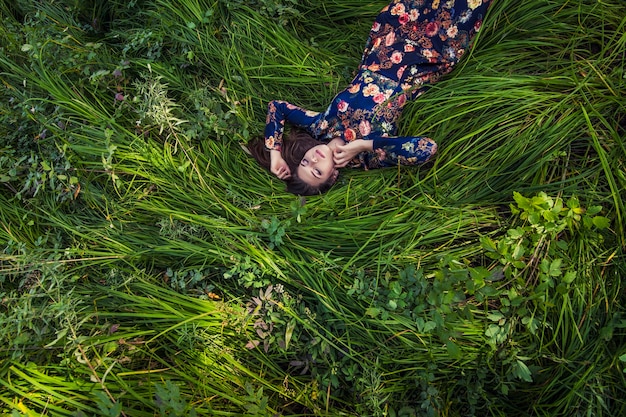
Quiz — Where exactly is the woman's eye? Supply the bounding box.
[301,158,308,166]
[315,169,322,176]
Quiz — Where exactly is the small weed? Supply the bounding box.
[155,380,197,417]
[184,81,251,142]
[241,382,270,417]
[224,0,301,26]
[224,255,270,289]
[94,391,123,417]
[133,74,186,138]
[261,216,290,249]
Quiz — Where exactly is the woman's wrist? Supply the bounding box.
[269,149,282,160]
[353,139,373,152]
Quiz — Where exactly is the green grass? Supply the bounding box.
[1,0,625,416]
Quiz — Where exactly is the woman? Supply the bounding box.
[248,0,493,195]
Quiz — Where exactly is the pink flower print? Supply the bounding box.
[385,31,395,46]
[391,51,404,64]
[419,138,437,154]
[396,65,406,79]
[417,138,437,159]
[404,43,415,53]
[344,128,356,141]
[359,120,371,137]
[373,93,387,104]
[337,100,349,112]
[474,19,482,32]
[425,22,439,37]
[410,9,420,21]
[422,48,440,63]
[375,148,386,161]
[396,93,407,108]
[447,25,458,38]
[363,83,381,97]
[391,3,406,16]
[372,21,381,32]
[429,141,438,156]
[398,13,410,25]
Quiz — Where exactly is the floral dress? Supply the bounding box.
[264,0,492,169]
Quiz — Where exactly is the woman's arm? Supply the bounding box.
[334,135,437,168]
[368,135,438,168]
[269,149,291,179]
[264,100,321,151]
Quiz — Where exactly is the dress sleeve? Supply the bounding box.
[264,100,321,151]
[361,134,437,169]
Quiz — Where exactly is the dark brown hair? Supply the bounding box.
[245,129,338,195]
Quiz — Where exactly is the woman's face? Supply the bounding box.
[297,144,337,187]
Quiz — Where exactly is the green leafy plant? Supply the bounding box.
[261,216,290,249]
[132,74,187,138]
[94,391,123,417]
[224,255,270,289]
[154,380,197,417]
[224,0,301,26]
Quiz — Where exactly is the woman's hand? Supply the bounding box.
[269,150,291,180]
[333,139,373,167]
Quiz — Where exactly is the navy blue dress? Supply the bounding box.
[265,0,492,169]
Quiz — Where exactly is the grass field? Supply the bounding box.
[1,0,625,415]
